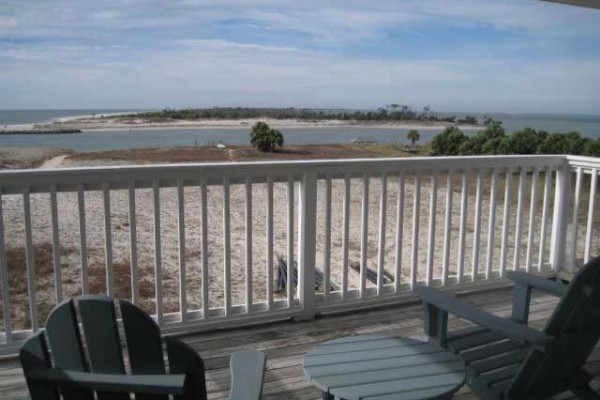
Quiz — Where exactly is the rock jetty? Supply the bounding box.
[0,128,81,135]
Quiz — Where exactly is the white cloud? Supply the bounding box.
[2,0,599,43]
[0,16,17,29]
[240,9,422,44]
[1,40,598,113]
[0,0,599,111]
[419,0,600,36]
[177,39,308,53]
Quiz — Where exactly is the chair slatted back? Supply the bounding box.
[508,257,600,398]
[45,299,94,400]
[79,297,129,400]
[166,336,208,400]
[20,296,207,400]
[120,300,168,400]
[20,332,59,400]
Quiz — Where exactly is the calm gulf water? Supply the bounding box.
[0,127,451,151]
[0,110,598,152]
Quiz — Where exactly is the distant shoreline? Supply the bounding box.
[4,115,483,133]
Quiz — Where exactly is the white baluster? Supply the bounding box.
[177,179,187,321]
[426,172,437,286]
[394,171,405,293]
[442,172,453,285]
[584,169,598,263]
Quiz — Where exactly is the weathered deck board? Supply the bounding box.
[0,286,598,400]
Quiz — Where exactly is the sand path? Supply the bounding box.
[39,155,67,169]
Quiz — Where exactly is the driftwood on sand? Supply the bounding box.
[276,257,339,292]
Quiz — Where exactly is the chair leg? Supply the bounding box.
[321,391,334,400]
[573,385,600,400]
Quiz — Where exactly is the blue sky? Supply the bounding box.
[0,0,599,113]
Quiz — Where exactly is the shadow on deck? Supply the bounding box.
[1,285,599,399]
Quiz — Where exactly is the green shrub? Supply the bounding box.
[507,128,545,154]
[459,120,507,155]
[249,122,284,152]
[459,132,488,155]
[538,133,572,154]
[421,117,597,158]
[431,126,467,155]
[584,139,600,157]
[564,131,586,154]
[482,120,506,139]
[481,137,511,155]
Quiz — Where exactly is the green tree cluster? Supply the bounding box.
[457,115,479,125]
[127,105,460,123]
[431,120,600,157]
[249,122,284,152]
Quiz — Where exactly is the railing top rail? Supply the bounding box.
[566,155,600,169]
[0,155,567,194]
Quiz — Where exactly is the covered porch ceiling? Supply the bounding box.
[542,0,600,9]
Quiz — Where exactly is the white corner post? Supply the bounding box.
[550,160,572,274]
[297,171,317,320]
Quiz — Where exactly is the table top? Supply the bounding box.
[303,335,466,400]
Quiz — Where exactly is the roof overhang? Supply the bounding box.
[541,0,600,9]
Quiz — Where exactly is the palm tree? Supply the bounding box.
[407,129,420,147]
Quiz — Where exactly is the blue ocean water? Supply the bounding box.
[0,110,598,152]
[448,112,600,138]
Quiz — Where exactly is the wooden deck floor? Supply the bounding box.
[1,285,599,399]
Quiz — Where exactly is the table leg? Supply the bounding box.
[321,391,334,400]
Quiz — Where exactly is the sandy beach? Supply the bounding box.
[6,115,482,133]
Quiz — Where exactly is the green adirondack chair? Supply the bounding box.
[418,256,600,400]
[19,296,266,400]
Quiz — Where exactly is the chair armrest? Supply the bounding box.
[418,286,554,348]
[27,368,186,395]
[506,271,568,297]
[229,350,266,400]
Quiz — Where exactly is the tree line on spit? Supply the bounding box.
[127,105,480,124]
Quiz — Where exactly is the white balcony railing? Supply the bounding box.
[0,155,598,356]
